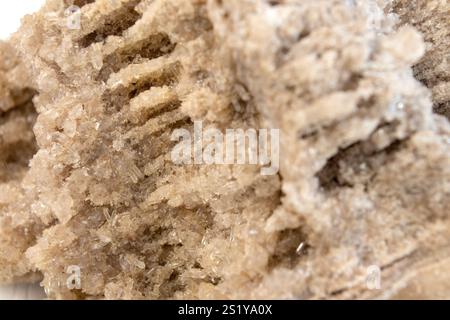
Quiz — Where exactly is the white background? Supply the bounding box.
[0,0,46,299]
[0,1,46,39]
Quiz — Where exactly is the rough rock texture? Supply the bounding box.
[0,42,41,284]
[1,0,449,299]
[392,0,450,118]
[14,0,280,299]
[209,0,450,299]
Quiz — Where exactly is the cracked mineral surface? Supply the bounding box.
[0,0,449,299]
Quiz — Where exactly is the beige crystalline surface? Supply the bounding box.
[392,0,450,118]
[0,42,41,284]
[1,0,449,299]
[209,0,450,299]
[14,0,280,299]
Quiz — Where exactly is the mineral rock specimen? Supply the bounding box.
[1,0,449,299]
[0,42,41,284]
[392,0,450,118]
[14,0,280,299]
[209,0,450,299]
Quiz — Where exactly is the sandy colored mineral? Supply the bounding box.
[0,0,448,299]
[392,0,449,118]
[13,0,280,299]
[209,0,450,299]
[0,41,42,284]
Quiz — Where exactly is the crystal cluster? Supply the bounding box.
[0,41,41,284]
[0,0,448,299]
